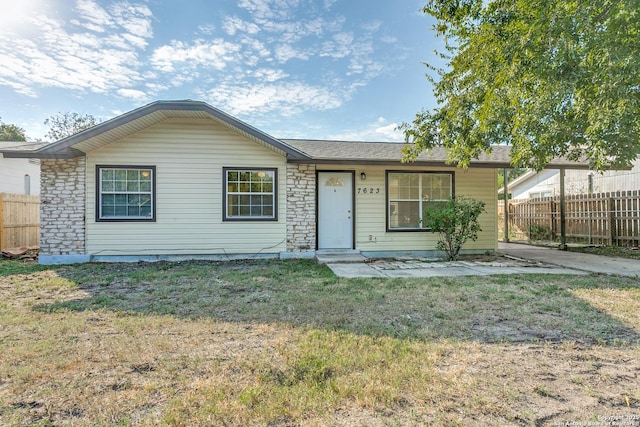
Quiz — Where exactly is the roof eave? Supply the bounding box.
[2,147,85,159]
[287,157,595,169]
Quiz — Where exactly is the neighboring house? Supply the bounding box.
[500,161,640,200]
[1,100,589,264]
[0,141,43,195]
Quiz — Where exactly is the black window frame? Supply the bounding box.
[386,171,455,231]
[95,165,156,222]
[222,167,278,222]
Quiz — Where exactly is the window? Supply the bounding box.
[223,168,277,221]
[387,172,453,230]
[97,166,155,221]
[529,191,552,199]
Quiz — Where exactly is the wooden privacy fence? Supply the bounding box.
[498,190,640,246]
[0,193,40,251]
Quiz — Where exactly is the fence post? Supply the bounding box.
[550,199,557,240]
[587,193,592,245]
[630,190,640,246]
[0,194,4,251]
[559,168,567,249]
[609,196,616,245]
[503,168,510,243]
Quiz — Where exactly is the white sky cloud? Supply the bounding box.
[375,122,403,140]
[323,0,337,9]
[0,0,423,141]
[320,32,354,58]
[222,16,261,36]
[237,0,301,22]
[197,24,216,35]
[252,68,289,82]
[274,44,309,62]
[0,0,153,97]
[0,0,390,114]
[144,82,169,92]
[74,0,113,32]
[117,88,148,101]
[329,117,403,142]
[150,39,241,72]
[201,81,344,116]
[362,21,382,32]
[111,2,153,38]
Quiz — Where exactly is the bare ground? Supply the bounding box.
[1,259,639,426]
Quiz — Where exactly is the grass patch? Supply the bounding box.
[1,258,639,426]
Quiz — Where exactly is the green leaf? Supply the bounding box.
[422,196,486,260]
[405,0,640,171]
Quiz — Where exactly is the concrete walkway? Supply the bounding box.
[319,249,586,279]
[320,243,640,278]
[499,242,640,277]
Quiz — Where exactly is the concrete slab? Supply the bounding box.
[327,263,589,278]
[377,269,425,277]
[326,263,386,278]
[322,243,624,278]
[499,242,640,278]
[316,253,367,264]
[382,266,476,277]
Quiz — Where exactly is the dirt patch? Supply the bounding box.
[1,259,639,426]
[568,245,640,260]
[469,343,640,426]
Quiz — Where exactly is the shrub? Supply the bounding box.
[422,196,486,261]
[528,224,554,241]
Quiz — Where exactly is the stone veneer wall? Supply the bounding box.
[40,158,86,255]
[286,163,316,252]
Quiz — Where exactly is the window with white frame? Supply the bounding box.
[97,166,155,221]
[223,168,277,221]
[387,172,453,230]
[529,191,552,199]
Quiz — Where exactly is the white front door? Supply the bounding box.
[318,172,354,249]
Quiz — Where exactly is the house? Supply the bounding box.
[0,141,43,195]
[500,161,640,200]
[1,100,590,264]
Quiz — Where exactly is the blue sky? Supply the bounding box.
[0,0,442,141]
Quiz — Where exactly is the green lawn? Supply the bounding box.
[1,258,639,426]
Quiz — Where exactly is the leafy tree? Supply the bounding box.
[498,167,527,189]
[45,112,97,141]
[0,117,27,141]
[402,0,640,171]
[422,196,486,261]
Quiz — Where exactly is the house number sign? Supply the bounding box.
[357,187,381,194]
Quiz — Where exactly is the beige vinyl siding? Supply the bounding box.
[85,118,287,256]
[317,165,497,253]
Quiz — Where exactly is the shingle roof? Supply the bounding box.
[0,141,51,153]
[0,100,592,169]
[0,141,49,159]
[283,139,591,169]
